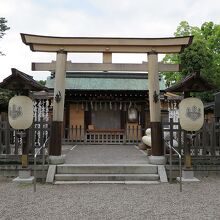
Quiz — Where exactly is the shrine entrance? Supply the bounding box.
[21,34,192,164]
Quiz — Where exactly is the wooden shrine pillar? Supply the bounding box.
[148,52,164,162]
[49,50,67,156]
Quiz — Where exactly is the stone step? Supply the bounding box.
[54,173,160,181]
[56,164,158,174]
[54,180,160,185]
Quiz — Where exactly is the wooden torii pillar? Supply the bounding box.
[148,52,163,159]
[49,50,67,156]
[21,34,193,164]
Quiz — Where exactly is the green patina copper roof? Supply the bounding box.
[46,72,166,91]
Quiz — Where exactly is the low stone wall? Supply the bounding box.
[165,165,220,180]
[0,165,49,179]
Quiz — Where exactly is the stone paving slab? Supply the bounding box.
[62,144,149,164]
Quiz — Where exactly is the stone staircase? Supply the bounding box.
[50,164,167,184]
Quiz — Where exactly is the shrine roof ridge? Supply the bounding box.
[165,72,216,92]
[0,68,48,92]
[46,73,166,91]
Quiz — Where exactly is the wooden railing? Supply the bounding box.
[63,126,144,145]
[0,118,50,157]
[86,129,125,144]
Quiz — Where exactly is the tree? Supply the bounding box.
[0,17,10,55]
[162,21,220,101]
[37,80,46,86]
[0,89,14,112]
[180,40,213,75]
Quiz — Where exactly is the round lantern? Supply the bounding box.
[179,97,204,131]
[8,96,33,129]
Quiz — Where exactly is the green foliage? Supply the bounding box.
[37,80,46,86]
[0,89,14,110]
[174,21,201,37]
[0,17,10,56]
[180,40,213,74]
[0,17,10,38]
[162,21,220,102]
[192,91,214,102]
[163,54,182,87]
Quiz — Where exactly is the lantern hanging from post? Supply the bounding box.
[8,96,33,129]
[128,107,138,123]
[179,97,204,131]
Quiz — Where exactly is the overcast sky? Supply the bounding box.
[0,0,219,82]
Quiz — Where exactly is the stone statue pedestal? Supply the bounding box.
[177,169,200,182]
[13,169,34,183]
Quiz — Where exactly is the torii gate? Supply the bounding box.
[21,34,192,164]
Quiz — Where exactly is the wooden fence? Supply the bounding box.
[163,119,220,166]
[1,118,220,167]
[0,118,50,156]
[63,125,143,145]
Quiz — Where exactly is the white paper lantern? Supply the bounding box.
[179,97,204,131]
[8,96,33,129]
[128,108,138,122]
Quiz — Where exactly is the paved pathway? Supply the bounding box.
[62,144,150,164]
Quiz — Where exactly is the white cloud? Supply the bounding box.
[0,0,219,82]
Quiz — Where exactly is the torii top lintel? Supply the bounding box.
[20,33,193,54]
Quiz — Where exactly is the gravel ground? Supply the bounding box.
[0,176,220,220]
